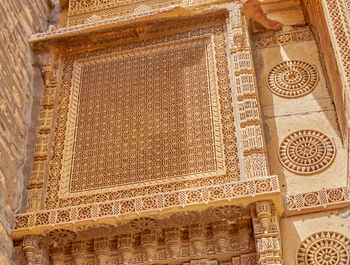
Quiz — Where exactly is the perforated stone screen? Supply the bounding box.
[61,37,225,195]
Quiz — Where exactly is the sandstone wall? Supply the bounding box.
[0,0,48,263]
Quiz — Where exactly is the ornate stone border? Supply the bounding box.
[285,187,350,213]
[66,0,241,26]
[253,27,313,49]
[44,21,243,211]
[12,175,279,231]
[322,0,350,94]
[18,7,275,237]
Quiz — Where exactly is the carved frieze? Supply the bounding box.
[15,205,257,264]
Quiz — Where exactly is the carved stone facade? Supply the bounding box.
[1,0,350,265]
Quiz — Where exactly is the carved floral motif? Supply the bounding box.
[279,130,336,175]
[267,60,319,98]
[297,232,350,265]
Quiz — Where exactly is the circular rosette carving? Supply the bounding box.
[130,217,158,232]
[48,229,76,244]
[297,232,350,265]
[213,205,244,220]
[267,60,319,98]
[279,130,336,175]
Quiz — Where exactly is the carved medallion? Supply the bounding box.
[279,130,336,175]
[130,217,158,232]
[297,232,350,265]
[267,60,319,98]
[48,229,76,244]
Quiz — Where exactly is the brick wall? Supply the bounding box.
[0,0,48,263]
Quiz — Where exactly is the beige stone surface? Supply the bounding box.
[1,0,349,264]
[281,209,350,265]
[260,0,305,26]
[253,38,347,194]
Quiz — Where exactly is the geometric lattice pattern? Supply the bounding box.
[286,187,350,212]
[67,0,215,26]
[67,41,221,192]
[43,22,243,211]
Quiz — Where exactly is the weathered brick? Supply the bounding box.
[0,0,48,263]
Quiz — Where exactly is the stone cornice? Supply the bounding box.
[29,2,242,51]
[12,175,281,238]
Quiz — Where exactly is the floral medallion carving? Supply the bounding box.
[267,60,319,98]
[279,130,336,175]
[48,229,76,244]
[130,217,158,232]
[297,232,350,265]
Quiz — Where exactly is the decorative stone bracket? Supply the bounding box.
[251,201,283,265]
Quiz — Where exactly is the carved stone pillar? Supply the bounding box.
[41,64,54,86]
[118,234,133,264]
[212,221,229,252]
[50,245,65,265]
[141,229,157,261]
[237,218,254,250]
[164,227,181,258]
[189,224,205,255]
[23,235,40,265]
[72,240,86,265]
[252,201,283,265]
[94,237,109,265]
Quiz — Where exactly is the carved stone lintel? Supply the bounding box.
[190,259,218,265]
